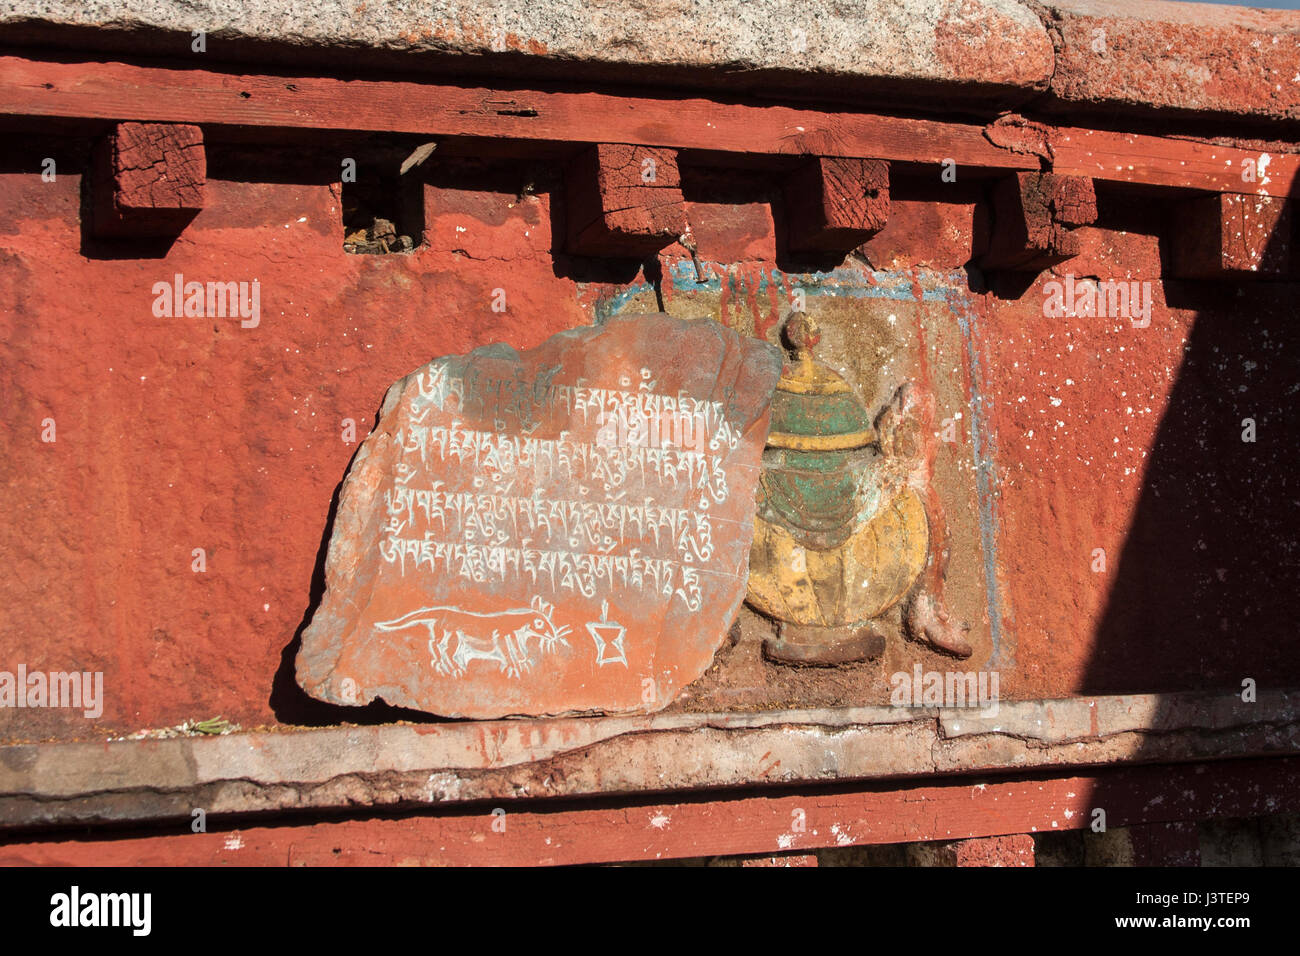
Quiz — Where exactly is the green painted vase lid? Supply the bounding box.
[767,313,875,452]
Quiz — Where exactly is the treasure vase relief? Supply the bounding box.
[746,311,973,665]
[598,267,997,687]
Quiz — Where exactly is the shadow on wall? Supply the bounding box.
[1084,189,1300,696]
[269,406,449,726]
[1076,179,1300,865]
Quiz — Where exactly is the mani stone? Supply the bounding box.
[296,313,783,719]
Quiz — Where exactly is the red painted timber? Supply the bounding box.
[90,121,205,238]
[980,171,1097,272]
[5,57,1297,199]
[784,156,890,253]
[565,144,687,255]
[9,57,1297,198]
[3,758,1298,867]
[0,55,1035,170]
[1170,192,1294,278]
[1051,126,1300,200]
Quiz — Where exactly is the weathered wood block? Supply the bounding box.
[564,143,686,256]
[784,156,889,253]
[1170,192,1293,279]
[980,171,1097,272]
[91,121,205,238]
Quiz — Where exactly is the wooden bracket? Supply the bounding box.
[980,171,1096,272]
[564,143,686,257]
[1170,192,1294,279]
[784,157,889,254]
[91,121,205,239]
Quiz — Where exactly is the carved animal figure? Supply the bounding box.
[374,597,571,679]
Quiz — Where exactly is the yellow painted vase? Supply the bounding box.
[746,314,929,664]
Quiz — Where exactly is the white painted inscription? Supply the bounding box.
[372,357,750,678]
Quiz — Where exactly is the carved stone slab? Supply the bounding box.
[296,314,783,718]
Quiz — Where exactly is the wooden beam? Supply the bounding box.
[91,121,204,238]
[3,57,1298,200]
[784,156,889,254]
[0,54,1035,171]
[9,56,1297,200]
[564,144,686,256]
[979,171,1097,272]
[1170,192,1294,279]
[1051,126,1300,200]
[3,758,1299,866]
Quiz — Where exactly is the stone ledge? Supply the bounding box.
[0,0,1049,111]
[1,688,1295,831]
[1037,0,1300,125]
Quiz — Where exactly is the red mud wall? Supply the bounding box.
[2,136,1297,741]
[983,192,1300,696]
[0,143,585,739]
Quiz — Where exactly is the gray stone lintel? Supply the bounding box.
[1,688,1296,831]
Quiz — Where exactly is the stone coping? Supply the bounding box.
[0,1,1296,124]
[1040,0,1300,125]
[1,688,1295,831]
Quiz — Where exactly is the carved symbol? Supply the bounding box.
[586,600,628,668]
[375,596,571,680]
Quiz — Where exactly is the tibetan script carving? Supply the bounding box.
[296,313,782,718]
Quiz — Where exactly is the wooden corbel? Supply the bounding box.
[91,121,205,239]
[783,157,889,254]
[979,171,1097,272]
[1169,192,1293,279]
[563,143,686,257]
